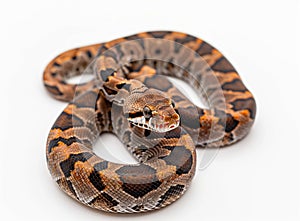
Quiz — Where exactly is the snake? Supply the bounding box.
[43,31,256,213]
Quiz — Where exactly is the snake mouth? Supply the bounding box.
[129,116,180,132]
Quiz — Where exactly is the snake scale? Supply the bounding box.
[43,31,256,213]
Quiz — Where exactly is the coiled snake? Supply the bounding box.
[43,31,256,213]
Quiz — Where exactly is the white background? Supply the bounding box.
[1,0,299,220]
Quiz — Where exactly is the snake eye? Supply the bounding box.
[143,106,152,119]
[171,100,176,108]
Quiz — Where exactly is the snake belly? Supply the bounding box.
[44,31,256,213]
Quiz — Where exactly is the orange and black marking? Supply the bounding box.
[44,31,256,213]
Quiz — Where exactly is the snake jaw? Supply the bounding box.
[128,114,180,132]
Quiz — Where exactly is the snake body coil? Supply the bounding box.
[44,31,256,213]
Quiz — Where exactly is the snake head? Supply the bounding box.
[123,88,180,132]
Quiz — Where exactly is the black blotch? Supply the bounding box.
[116,164,162,198]
[144,75,173,92]
[72,90,99,108]
[225,114,239,133]
[52,112,84,131]
[72,55,77,60]
[48,136,82,153]
[94,161,108,172]
[88,192,119,209]
[86,50,92,58]
[144,129,151,137]
[155,49,161,54]
[150,31,171,38]
[45,84,63,96]
[211,57,236,73]
[160,146,193,175]
[60,152,93,177]
[174,35,196,44]
[177,106,203,129]
[222,79,247,92]
[124,35,139,41]
[89,169,105,192]
[53,62,61,67]
[196,42,214,56]
[101,192,119,207]
[116,83,131,91]
[231,97,256,119]
[100,68,115,82]
[116,83,125,89]
[128,112,143,119]
[122,83,131,91]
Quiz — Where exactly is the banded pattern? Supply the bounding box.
[44,31,256,213]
